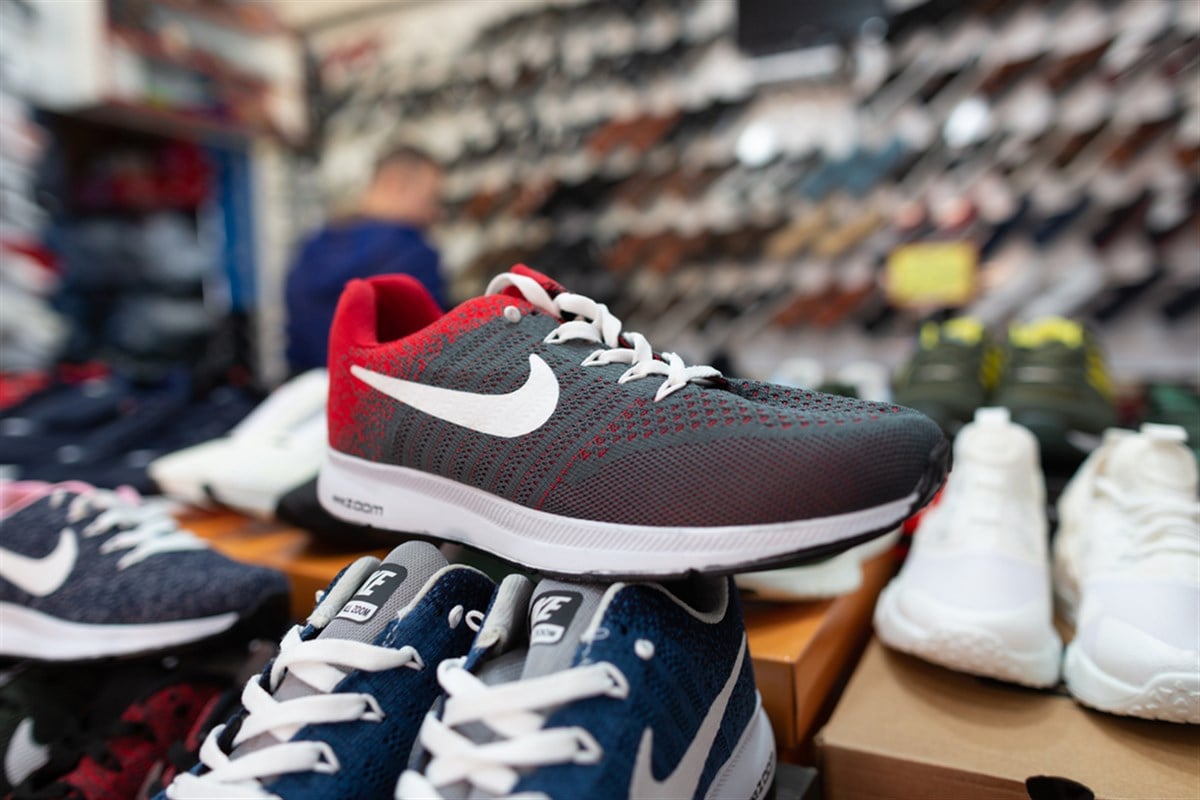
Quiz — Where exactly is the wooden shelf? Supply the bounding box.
[72,99,259,145]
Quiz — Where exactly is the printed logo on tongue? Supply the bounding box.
[335,564,408,625]
[530,591,582,646]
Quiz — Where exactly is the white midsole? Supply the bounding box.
[706,694,776,800]
[0,602,238,660]
[874,582,1063,688]
[318,448,917,576]
[1063,642,1200,724]
[208,482,290,519]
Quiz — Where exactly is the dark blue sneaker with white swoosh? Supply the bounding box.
[396,573,775,800]
[319,264,948,579]
[0,480,288,660]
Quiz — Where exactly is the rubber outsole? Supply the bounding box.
[317,437,951,580]
[706,696,776,800]
[0,592,288,663]
[1063,643,1200,724]
[874,581,1063,688]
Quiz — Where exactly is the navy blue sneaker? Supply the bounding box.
[0,376,131,467]
[20,385,257,493]
[161,542,496,800]
[0,480,288,660]
[397,574,775,800]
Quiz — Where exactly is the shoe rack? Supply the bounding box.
[296,0,1200,383]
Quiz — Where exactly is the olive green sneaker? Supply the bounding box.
[1145,384,1200,463]
[893,317,999,435]
[992,317,1117,467]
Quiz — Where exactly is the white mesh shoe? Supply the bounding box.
[874,407,1063,687]
[1055,423,1200,723]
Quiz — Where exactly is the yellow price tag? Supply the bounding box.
[886,242,977,308]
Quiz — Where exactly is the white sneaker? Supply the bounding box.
[205,412,328,518]
[149,369,328,511]
[736,529,900,601]
[1055,423,1200,723]
[874,407,1062,687]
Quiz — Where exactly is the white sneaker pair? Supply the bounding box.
[874,408,1200,724]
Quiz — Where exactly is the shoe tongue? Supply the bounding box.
[321,541,449,643]
[230,542,449,765]
[1108,424,1198,497]
[956,407,1037,465]
[502,264,566,299]
[519,580,608,680]
[433,581,607,800]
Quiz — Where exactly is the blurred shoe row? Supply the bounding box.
[0,373,257,493]
[875,408,1200,724]
[0,480,290,797]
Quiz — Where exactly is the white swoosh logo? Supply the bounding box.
[630,633,747,799]
[350,354,559,438]
[0,529,77,597]
[4,717,50,786]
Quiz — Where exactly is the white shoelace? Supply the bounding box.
[50,487,205,569]
[488,272,721,402]
[396,658,629,799]
[168,625,425,800]
[1097,477,1200,560]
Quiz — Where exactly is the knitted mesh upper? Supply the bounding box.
[327,271,945,527]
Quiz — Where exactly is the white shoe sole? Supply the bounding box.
[706,694,776,800]
[318,448,920,578]
[1063,643,1200,724]
[874,582,1062,688]
[736,529,900,601]
[148,474,214,509]
[207,482,289,520]
[0,602,238,660]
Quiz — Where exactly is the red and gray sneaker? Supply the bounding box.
[12,659,236,800]
[318,265,949,578]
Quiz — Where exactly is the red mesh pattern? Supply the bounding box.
[55,681,224,800]
[724,378,905,418]
[540,414,938,526]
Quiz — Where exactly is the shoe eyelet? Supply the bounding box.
[504,306,522,323]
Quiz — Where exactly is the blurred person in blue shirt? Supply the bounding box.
[285,144,445,373]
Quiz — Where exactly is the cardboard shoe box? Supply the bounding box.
[819,639,1200,799]
[746,549,896,764]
